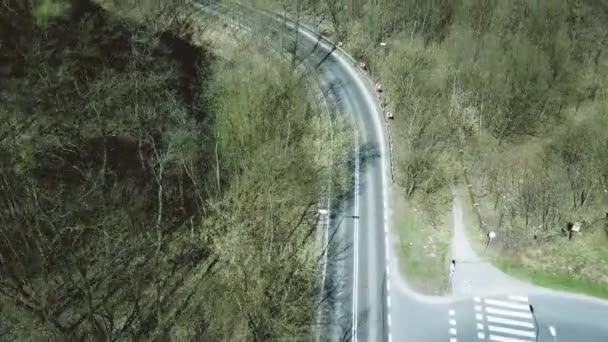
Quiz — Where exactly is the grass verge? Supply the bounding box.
[458,185,608,300]
[394,189,451,295]
[494,258,608,300]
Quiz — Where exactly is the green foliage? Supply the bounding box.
[254,0,608,289]
[33,0,71,23]
[0,1,348,340]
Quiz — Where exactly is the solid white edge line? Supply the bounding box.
[282,12,392,342]
[200,4,393,341]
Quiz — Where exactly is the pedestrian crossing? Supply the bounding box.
[474,295,537,342]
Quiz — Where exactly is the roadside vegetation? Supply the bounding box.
[0,0,352,339]
[251,0,608,296]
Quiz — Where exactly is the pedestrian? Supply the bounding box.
[449,259,456,280]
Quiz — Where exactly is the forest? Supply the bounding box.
[253,0,608,295]
[0,0,352,339]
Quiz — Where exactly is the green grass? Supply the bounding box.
[394,192,452,295]
[457,185,608,300]
[494,258,608,300]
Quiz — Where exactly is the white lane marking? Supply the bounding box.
[450,338,457,342]
[226,9,389,342]
[507,296,529,302]
[386,265,390,276]
[387,295,391,309]
[449,319,456,326]
[476,313,483,320]
[485,307,533,319]
[475,305,482,311]
[488,325,536,338]
[478,332,486,339]
[450,327,457,335]
[486,316,535,329]
[477,323,484,330]
[474,297,481,302]
[449,310,455,316]
[489,334,533,342]
[485,299,531,311]
[352,134,360,342]
[388,311,393,342]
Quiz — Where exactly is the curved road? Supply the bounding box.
[197,2,608,341]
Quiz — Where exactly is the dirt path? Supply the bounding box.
[450,192,538,297]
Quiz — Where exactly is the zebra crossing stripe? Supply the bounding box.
[507,296,529,302]
[486,307,532,319]
[486,315,535,329]
[485,299,530,311]
[488,325,536,338]
[489,334,534,342]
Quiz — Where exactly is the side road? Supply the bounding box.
[450,192,539,297]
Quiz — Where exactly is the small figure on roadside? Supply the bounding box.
[449,259,456,279]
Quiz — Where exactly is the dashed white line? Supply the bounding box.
[475,305,482,311]
[486,316,535,329]
[485,307,533,319]
[474,297,481,302]
[476,313,483,320]
[449,319,456,326]
[450,338,457,342]
[387,296,391,309]
[485,299,531,311]
[478,332,486,339]
[449,310,455,316]
[449,327,457,335]
[488,325,535,338]
[477,323,484,330]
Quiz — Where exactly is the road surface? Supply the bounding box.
[197,2,608,341]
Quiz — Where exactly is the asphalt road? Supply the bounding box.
[196,2,608,341]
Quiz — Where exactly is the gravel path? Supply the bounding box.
[450,193,538,297]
